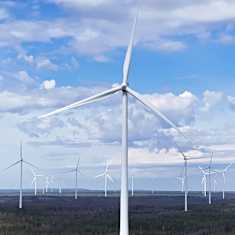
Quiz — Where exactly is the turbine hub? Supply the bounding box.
[121,83,127,91]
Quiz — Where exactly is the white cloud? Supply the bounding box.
[144,40,187,52]
[0,1,234,59]
[53,0,113,8]
[0,8,9,20]
[18,70,34,83]
[218,34,235,44]
[0,84,234,189]
[202,90,224,111]
[41,80,56,90]
[36,57,58,71]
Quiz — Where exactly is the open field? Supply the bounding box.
[0,191,235,235]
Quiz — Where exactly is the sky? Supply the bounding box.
[0,0,235,192]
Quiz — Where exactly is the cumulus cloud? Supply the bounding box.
[18,70,34,83]
[41,80,56,90]
[36,57,58,71]
[0,1,234,59]
[0,8,9,20]
[228,96,235,110]
[201,90,224,111]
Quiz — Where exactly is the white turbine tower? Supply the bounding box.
[38,15,199,235]
[176,176,184,193]
[179,153,189,213]
[4,142,37,209]
[45,176,50,193]
[131,175,134,197]
[215,163,232,200]
[96,161,114,197]
[74,158,80,200]
[31,169,43,196]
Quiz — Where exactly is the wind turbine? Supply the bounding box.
[38,15,199,235]
[201,173,207,197]
[74,158,80,200]
[179,151,207,212]
[215,163,232,200]
[95,161,114,197]
[199,153,216,205]
[4,142,37,209]
[31,169,43,196]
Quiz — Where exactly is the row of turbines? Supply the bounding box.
[4,141,232,215]
[177,153,232,212]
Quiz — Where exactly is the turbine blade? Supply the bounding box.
[32,178,36,184]
[76,157,80,170]
[31,168,36,176]
[23,160,39,169]
[107,174,114,183]
[199,166,207,174]
[224,163,233,172]
[38,86,121,119]
[95,173,105,178]
[79,170,87,177]
[3,160,21,171]
[186,156,209,161]
[201,176,205,184]
[127,88,194,145]
[123,15,138,85]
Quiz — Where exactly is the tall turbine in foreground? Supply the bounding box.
[38,16,196,235]
[95,161,114,197]
[4,142,37,209]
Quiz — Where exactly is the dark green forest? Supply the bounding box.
[0,194,235,235]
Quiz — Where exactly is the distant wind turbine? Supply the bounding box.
[4,142,37,209]
[201,173,207,197]
[95,161,114,197]
[38,14,200,235]
[215,163,232,200]
[45,176,52,193]
[31,169,43,196]
[179,152,207,212]
[199,153,216,205]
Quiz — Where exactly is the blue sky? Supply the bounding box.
[0,0,235,192]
